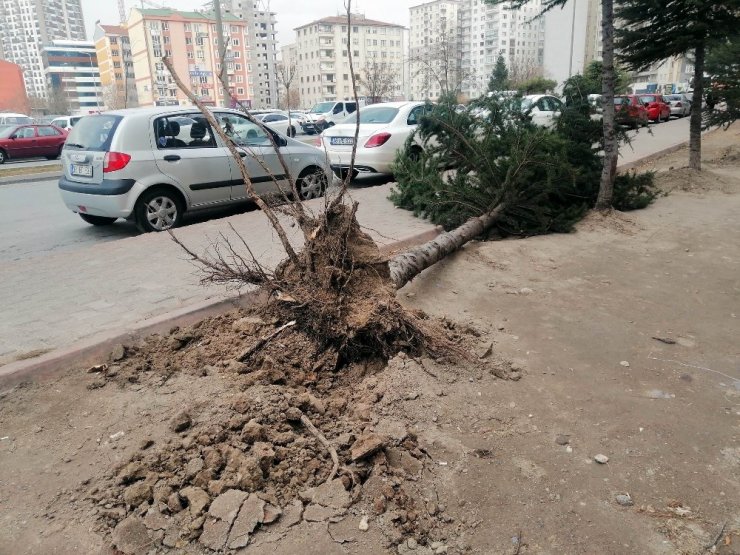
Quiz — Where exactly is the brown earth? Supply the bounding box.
[0,127,739,555]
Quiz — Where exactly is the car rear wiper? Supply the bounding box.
[65,143,87,149]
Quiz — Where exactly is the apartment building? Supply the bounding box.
[459,0,545,99]
[409,0,462,101]
[224,0,279,109]
[42,40,102,113]
[0,0,86,99]
[543,0,601,88]
[94,24,138,109]
[631,56,694,93]
[127,8,253,108]
[292,14,406,109]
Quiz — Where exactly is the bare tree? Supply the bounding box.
[276,60,298,110]
[359,59,399,104]
[102,83,127,110]
[409,29,470,99]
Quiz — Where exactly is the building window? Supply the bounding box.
[162,21,169,30]
[237,87,244,94]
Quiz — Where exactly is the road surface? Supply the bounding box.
[0,115,691,262]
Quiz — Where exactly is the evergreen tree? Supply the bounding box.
[488,53,510,92]
[485,0,619,210]
[616,0,740,170]
[703,34,740,130]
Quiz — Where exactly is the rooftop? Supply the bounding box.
[99,24,127,36]
[295,14,405,30]
[136,8,243,23]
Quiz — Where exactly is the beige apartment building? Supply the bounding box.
[291,14,407,109]
[93,24,137,109]
[127,7,254,108]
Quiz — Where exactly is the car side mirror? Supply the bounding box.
[9,134,17,140]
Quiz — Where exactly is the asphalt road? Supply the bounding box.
[0,116,690,262]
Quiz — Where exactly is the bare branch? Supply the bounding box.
[162,56,300,264]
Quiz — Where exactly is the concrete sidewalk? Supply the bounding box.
[0,184,438,366]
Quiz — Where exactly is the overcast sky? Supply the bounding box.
[81,0,412,46]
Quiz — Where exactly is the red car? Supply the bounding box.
[614,95,649,128]
[637,93,671,123]
[0,124,67,164]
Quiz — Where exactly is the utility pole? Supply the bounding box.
[213,0,230,107]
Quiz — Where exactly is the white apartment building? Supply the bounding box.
[0,0,86,99]
[543,0,601,89]
[43,40,102,113]
[409,0,546,101]
[293,14,407,109]
[224,0,280,108]
[409,0,461,101]
[459,0,546,99]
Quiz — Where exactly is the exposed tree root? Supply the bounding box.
[300,412,340,484]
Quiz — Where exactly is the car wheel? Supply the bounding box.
[0,149,6,164]
[134,187,184,232]
[288,126,296,138]
[79,213,117,226]
[46,148,61,160]
[296,168,327,200]
[408,145,423,162]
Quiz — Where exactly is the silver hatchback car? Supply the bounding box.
[58,107,331,232]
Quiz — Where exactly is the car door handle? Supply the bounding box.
[163,154,180,162]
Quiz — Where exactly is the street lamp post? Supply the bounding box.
[81,51,102,112]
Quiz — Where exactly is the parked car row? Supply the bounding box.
[613,93,690,128]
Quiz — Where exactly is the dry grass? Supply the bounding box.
[0,164,62,179]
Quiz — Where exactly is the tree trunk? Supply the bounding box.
[595,0,617,211]
[390,204,505,289]
[689,42,705,171]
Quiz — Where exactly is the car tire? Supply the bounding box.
[134,187,184,233]
[288,126,296,138]
[0,149,6,164]
[79,213,117,226]
[46,148,61,160]
[296,167,327,201]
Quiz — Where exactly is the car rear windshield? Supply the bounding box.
[614,97,629,105]
[64,114,122,151]
[664,95,682,101]
[639,95,657,103]
[342,107,399,124]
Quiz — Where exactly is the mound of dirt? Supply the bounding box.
[653,167,737,193]
[576,209,642,235]
[83,309,518,553]
[708,143,740,166]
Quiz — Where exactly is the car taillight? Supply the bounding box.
[103,152,131,173]
[314,136,323,147]
[675,102,682,107]
[364,132,391,148]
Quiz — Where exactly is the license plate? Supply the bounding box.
[330,137,354,146]
[70,164,93,177]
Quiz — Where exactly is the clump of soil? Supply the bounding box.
[86,307,517,553]
[709,142,740,166]
[576,209,642,235]
[654,167,737,193]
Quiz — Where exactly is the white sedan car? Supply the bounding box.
[318,101,429,177]
[254,112,298,137]
[520,94,564,128]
